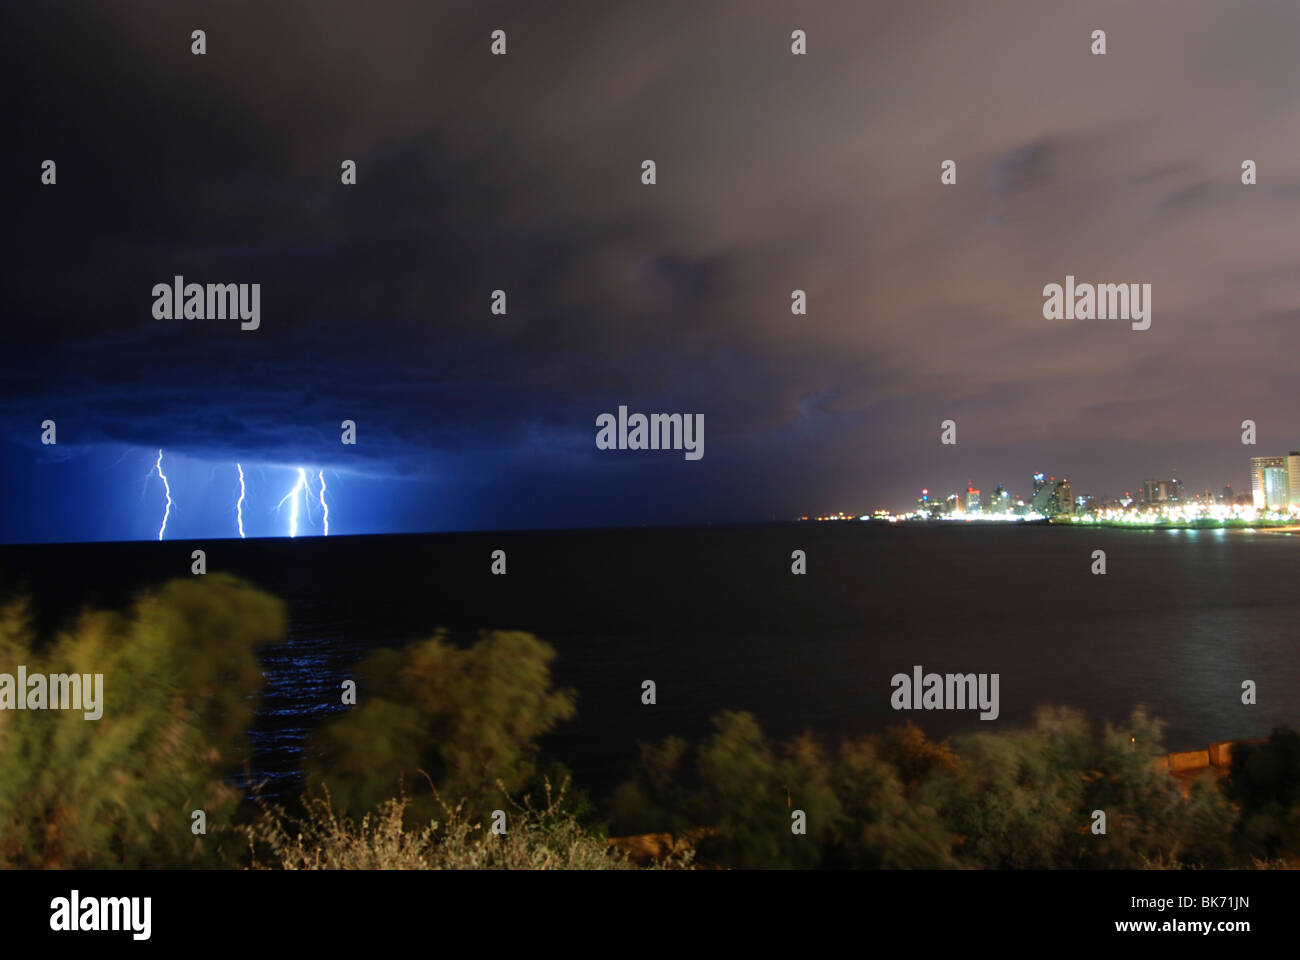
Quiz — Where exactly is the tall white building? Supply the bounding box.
[1250,456,1289,509]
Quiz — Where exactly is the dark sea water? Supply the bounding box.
[2,523,1298,801]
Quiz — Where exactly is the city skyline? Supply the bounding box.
[813,446,1300,519]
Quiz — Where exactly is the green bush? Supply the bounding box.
[0,575,285,867]
[613,713,955,868]
[613,706,1252,870]
[305,630,576,823]
[826,733,956,868]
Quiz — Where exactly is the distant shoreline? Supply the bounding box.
[1059,519,1300,532]
[801,517,1300,532]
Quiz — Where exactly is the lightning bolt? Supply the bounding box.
[236,463,246,538]
[154,449,173,540]
[317,470,329,536]
[273,466,335,537]
[277,467,309,538]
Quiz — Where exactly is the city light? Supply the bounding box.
[803,457,1300,530]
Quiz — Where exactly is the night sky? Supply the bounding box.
[3,1,1299,543]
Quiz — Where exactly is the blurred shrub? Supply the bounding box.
[305,630,576,823]
[613,706,1252,870]
[0,575,285,867]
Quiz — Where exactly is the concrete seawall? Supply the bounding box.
[1155,738,1265,792]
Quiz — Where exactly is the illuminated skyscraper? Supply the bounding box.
[1250,456,1289,509]
[1056,479,1073,515]
[1031,479,1055,514]
[1028,475,1071,516]
[993,483,1011,513]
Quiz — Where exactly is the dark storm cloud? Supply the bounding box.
[4,0,1300,524]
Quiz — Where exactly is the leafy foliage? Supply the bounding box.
[613,706,1250,869]
[305,630,576,822]
[0,575,285,867]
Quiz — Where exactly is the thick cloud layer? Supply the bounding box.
[3,1,1298,539]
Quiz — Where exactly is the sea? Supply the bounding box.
[1,522,1297,801]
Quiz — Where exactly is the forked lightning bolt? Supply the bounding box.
[150,457,333,540]
[317,470,329,536]
[277,467,310,538]
[236,464,246,538]
[154,450,173,540]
